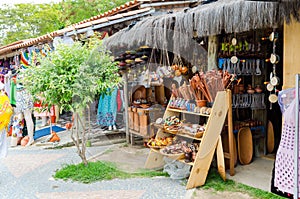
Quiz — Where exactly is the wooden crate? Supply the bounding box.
[128,107,134,130]
[139,112,149,136]
[133,111,140,132]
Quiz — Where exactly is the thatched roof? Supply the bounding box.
[279,0,300,23]
[105,0,300,54]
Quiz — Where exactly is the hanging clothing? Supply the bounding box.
[274,98,300,197]
[97,88,118,127]
[16,88,33,113]
[4,75,10,99]
[117,89,125,112]
[0,92,13,131]
[0,91,13,159]
[10,77,16,106]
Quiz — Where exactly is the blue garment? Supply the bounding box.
[97,88,118,126]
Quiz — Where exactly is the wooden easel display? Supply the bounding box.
[145,90,234,189]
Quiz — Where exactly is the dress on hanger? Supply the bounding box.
[97,88,118,127]
[274,98,300,197]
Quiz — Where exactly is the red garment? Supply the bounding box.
[117,90,122,112]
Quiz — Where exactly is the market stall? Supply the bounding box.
[105,0,300,193]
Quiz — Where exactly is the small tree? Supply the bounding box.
[21,36,121,165]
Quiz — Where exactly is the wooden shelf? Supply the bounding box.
[149,147,194,166]
[145,90,234,189]
[178,158,194,166]
[152,123,203,141]
[163,129,203,141]
[167,108,210,117]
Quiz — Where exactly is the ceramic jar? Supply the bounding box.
[255,85,263,93]
[247,85,255,94]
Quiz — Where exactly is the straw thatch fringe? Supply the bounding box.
[279,1,300,23]
[192,0,280,37]
[105,0,300,52]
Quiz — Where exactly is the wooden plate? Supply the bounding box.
[267,121,274,153]
[222,133,237,169]
[238,127,253,165]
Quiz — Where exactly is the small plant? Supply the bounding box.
[21,35,121,165]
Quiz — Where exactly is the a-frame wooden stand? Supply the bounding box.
[145,90,234,189]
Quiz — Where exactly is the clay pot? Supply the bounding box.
[21,136,29,146]
[247,85,255,94]
[175,70,181,77]
[196,100,207,107]
[65,123,72,130]
[247,89,255,94]
[180,66,188,74]
[238,84,244,93]
[255,85,263,93]
[171,64,179,71]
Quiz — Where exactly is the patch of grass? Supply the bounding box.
[122,143,128,147]
[200,168,286,199]
[102,149,113,155]
[54,161,168,183]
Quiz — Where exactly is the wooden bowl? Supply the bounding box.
[160,148,185,160]
[238,127,253,165]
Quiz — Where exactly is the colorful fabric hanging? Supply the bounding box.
[0,92,13,132]
[97,88,118,127]
[20,51,30,69]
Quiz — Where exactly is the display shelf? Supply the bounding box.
[145,90,234,189]
[149,146,194,166]
[167,108,210,117]
[152,123,203,141]
[178,159,194,166]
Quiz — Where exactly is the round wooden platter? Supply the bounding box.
[237,127,253,165]
[222,133,237,168]
[267,120,275,154]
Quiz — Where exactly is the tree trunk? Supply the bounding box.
[70,110,88,166]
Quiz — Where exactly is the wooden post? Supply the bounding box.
[207,35,218,71]
[227,89,235,176]
[123,72,130,144]
[283,19,300,90]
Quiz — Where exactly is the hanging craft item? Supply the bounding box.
[145,48,163,86]
[229,35,238,75]
[261,31,278,42]
[231,38,237,46]
[255,59,262,75]
[157,49,173,78]
[265,29,280,109]
[171,55,188,77]
[270,53,280,65]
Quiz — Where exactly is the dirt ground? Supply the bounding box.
[91,144,255,199]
